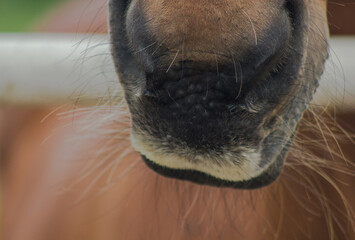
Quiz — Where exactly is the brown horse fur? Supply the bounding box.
[2,0,355,239]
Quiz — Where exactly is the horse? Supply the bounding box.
[2,0,355,239]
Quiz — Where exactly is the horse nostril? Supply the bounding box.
[144,89,158,100]
[284,0,297,26]
[240,24,291,87]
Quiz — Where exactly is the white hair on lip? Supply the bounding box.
[131,131,264,182]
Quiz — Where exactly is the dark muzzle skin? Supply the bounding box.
[109,0,329,188]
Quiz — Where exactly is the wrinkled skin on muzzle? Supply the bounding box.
[109,0,329,188]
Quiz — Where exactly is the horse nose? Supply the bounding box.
[126,1,292,94]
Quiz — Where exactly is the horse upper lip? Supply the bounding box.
[145,71,242,102]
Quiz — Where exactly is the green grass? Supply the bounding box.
[0,0,66,32]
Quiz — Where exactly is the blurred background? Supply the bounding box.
[0,0,107,33]
[0,0,355,239]
[0,0,65,32]
[0,0,64,32]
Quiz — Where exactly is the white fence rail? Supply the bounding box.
[0,34,355,109]
[0,34,116,106]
